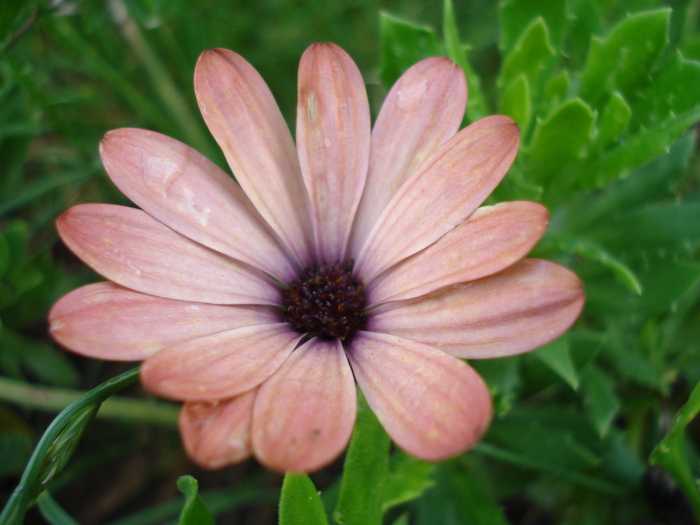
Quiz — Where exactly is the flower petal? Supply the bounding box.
[347,331,492,461]
[252,338,356,472]
[101,128,297,281]
[368,259,585,359]
[349,57,467,256]
[179,390,256,469]
[296,42,371,262]
[367,201,549,304]
[195,48,313,266]
[141,323,301,401]
[48,282,280,361]
[57,203,279,305]
[355,116,520,282]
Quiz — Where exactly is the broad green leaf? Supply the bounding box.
[177,476,214,525]
[279,473,328,525]
[334,393,390,525]
[499,0,568,51]
[445,463,510,525]
[580,366,620,437]
[379,12,442,89]
[381,452,435,512]
[528,98,595,184]
[650,381,700,519]
[596,91,631,150]
[632,51,700,131]
[442,0,488,122]
[499,74,531,132]
[471,356,520,414]
[532,336,579,389]
[498,18,556,94]
[579,9,671,110]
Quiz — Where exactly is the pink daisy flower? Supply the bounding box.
[49,43,584,473]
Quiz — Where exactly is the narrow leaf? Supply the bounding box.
[279,473,328,525]
[532,337,579,390]
[177,476,215,525]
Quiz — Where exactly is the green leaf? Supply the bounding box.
[0,430,32,477]
[650,381,700,520]
[381,452,435,512]
[445,463,510,525]
[471,356,520,414]
[632,50,700,131]
[0,231,8,278]
[36,492,79,525]
[379,12,442,89]
[528,98,595,184]
[279,473,328,525]
[543,70,570,110]
[579,9,671,110]
[532,336,579,389]
[442,0,488,122]
[334,392,389,525]
[596,91,631,150]
[552,104,700,195]
[499,0,568,51]
[560,239,642,294]
[580,366,620,437]
[0,368,140,525]
[177,476,215,525]
[499,74,531,131]
[498,18,556,94]
[567,0,603,68]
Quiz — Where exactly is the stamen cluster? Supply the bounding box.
[282,261,366,341]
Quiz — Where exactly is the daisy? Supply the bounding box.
[49,43,584,472]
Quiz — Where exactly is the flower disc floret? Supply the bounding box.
[282,261,366,340]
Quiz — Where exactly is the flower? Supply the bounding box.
[49,43,584,473]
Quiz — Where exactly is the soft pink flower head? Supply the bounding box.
[49,43,584,473]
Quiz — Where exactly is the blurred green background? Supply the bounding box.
[2,0,700,524]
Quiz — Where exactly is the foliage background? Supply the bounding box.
[1,0,700,523]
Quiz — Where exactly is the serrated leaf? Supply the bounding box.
[379,12,442,89]
[381,452,435,512]
[596,91,631,150]
[498,18,556,93]
[499,0,568,51]
[529,98,595,184]
[532,336,579,389]
[632,51,700,132]
[568,0,603,68]
[580,366,620,437]
[579,9,671,110]
[555,104,700,194]
[279,473,328,525]
[177,476,214,525]
[334,393,389,525]
[499,74,531,131]
[650,381,700,518]
[543,70,570,109]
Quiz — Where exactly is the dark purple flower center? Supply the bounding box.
[282,261,366,341]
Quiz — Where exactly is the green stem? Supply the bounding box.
[0,375,179,426]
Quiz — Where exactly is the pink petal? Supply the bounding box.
[48,282,280,361]
[347,331,492,461]
[101,128,297,281]
[368,259,585,359]
[195,49,313,266]
[141,323,301,401]
[349,57,467,256]
[355,116,520,282]
[252,338,356,472]
[179,390,257,469]
[57,204,279,305]
[367,201,549,304]
[296,43,371,262]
